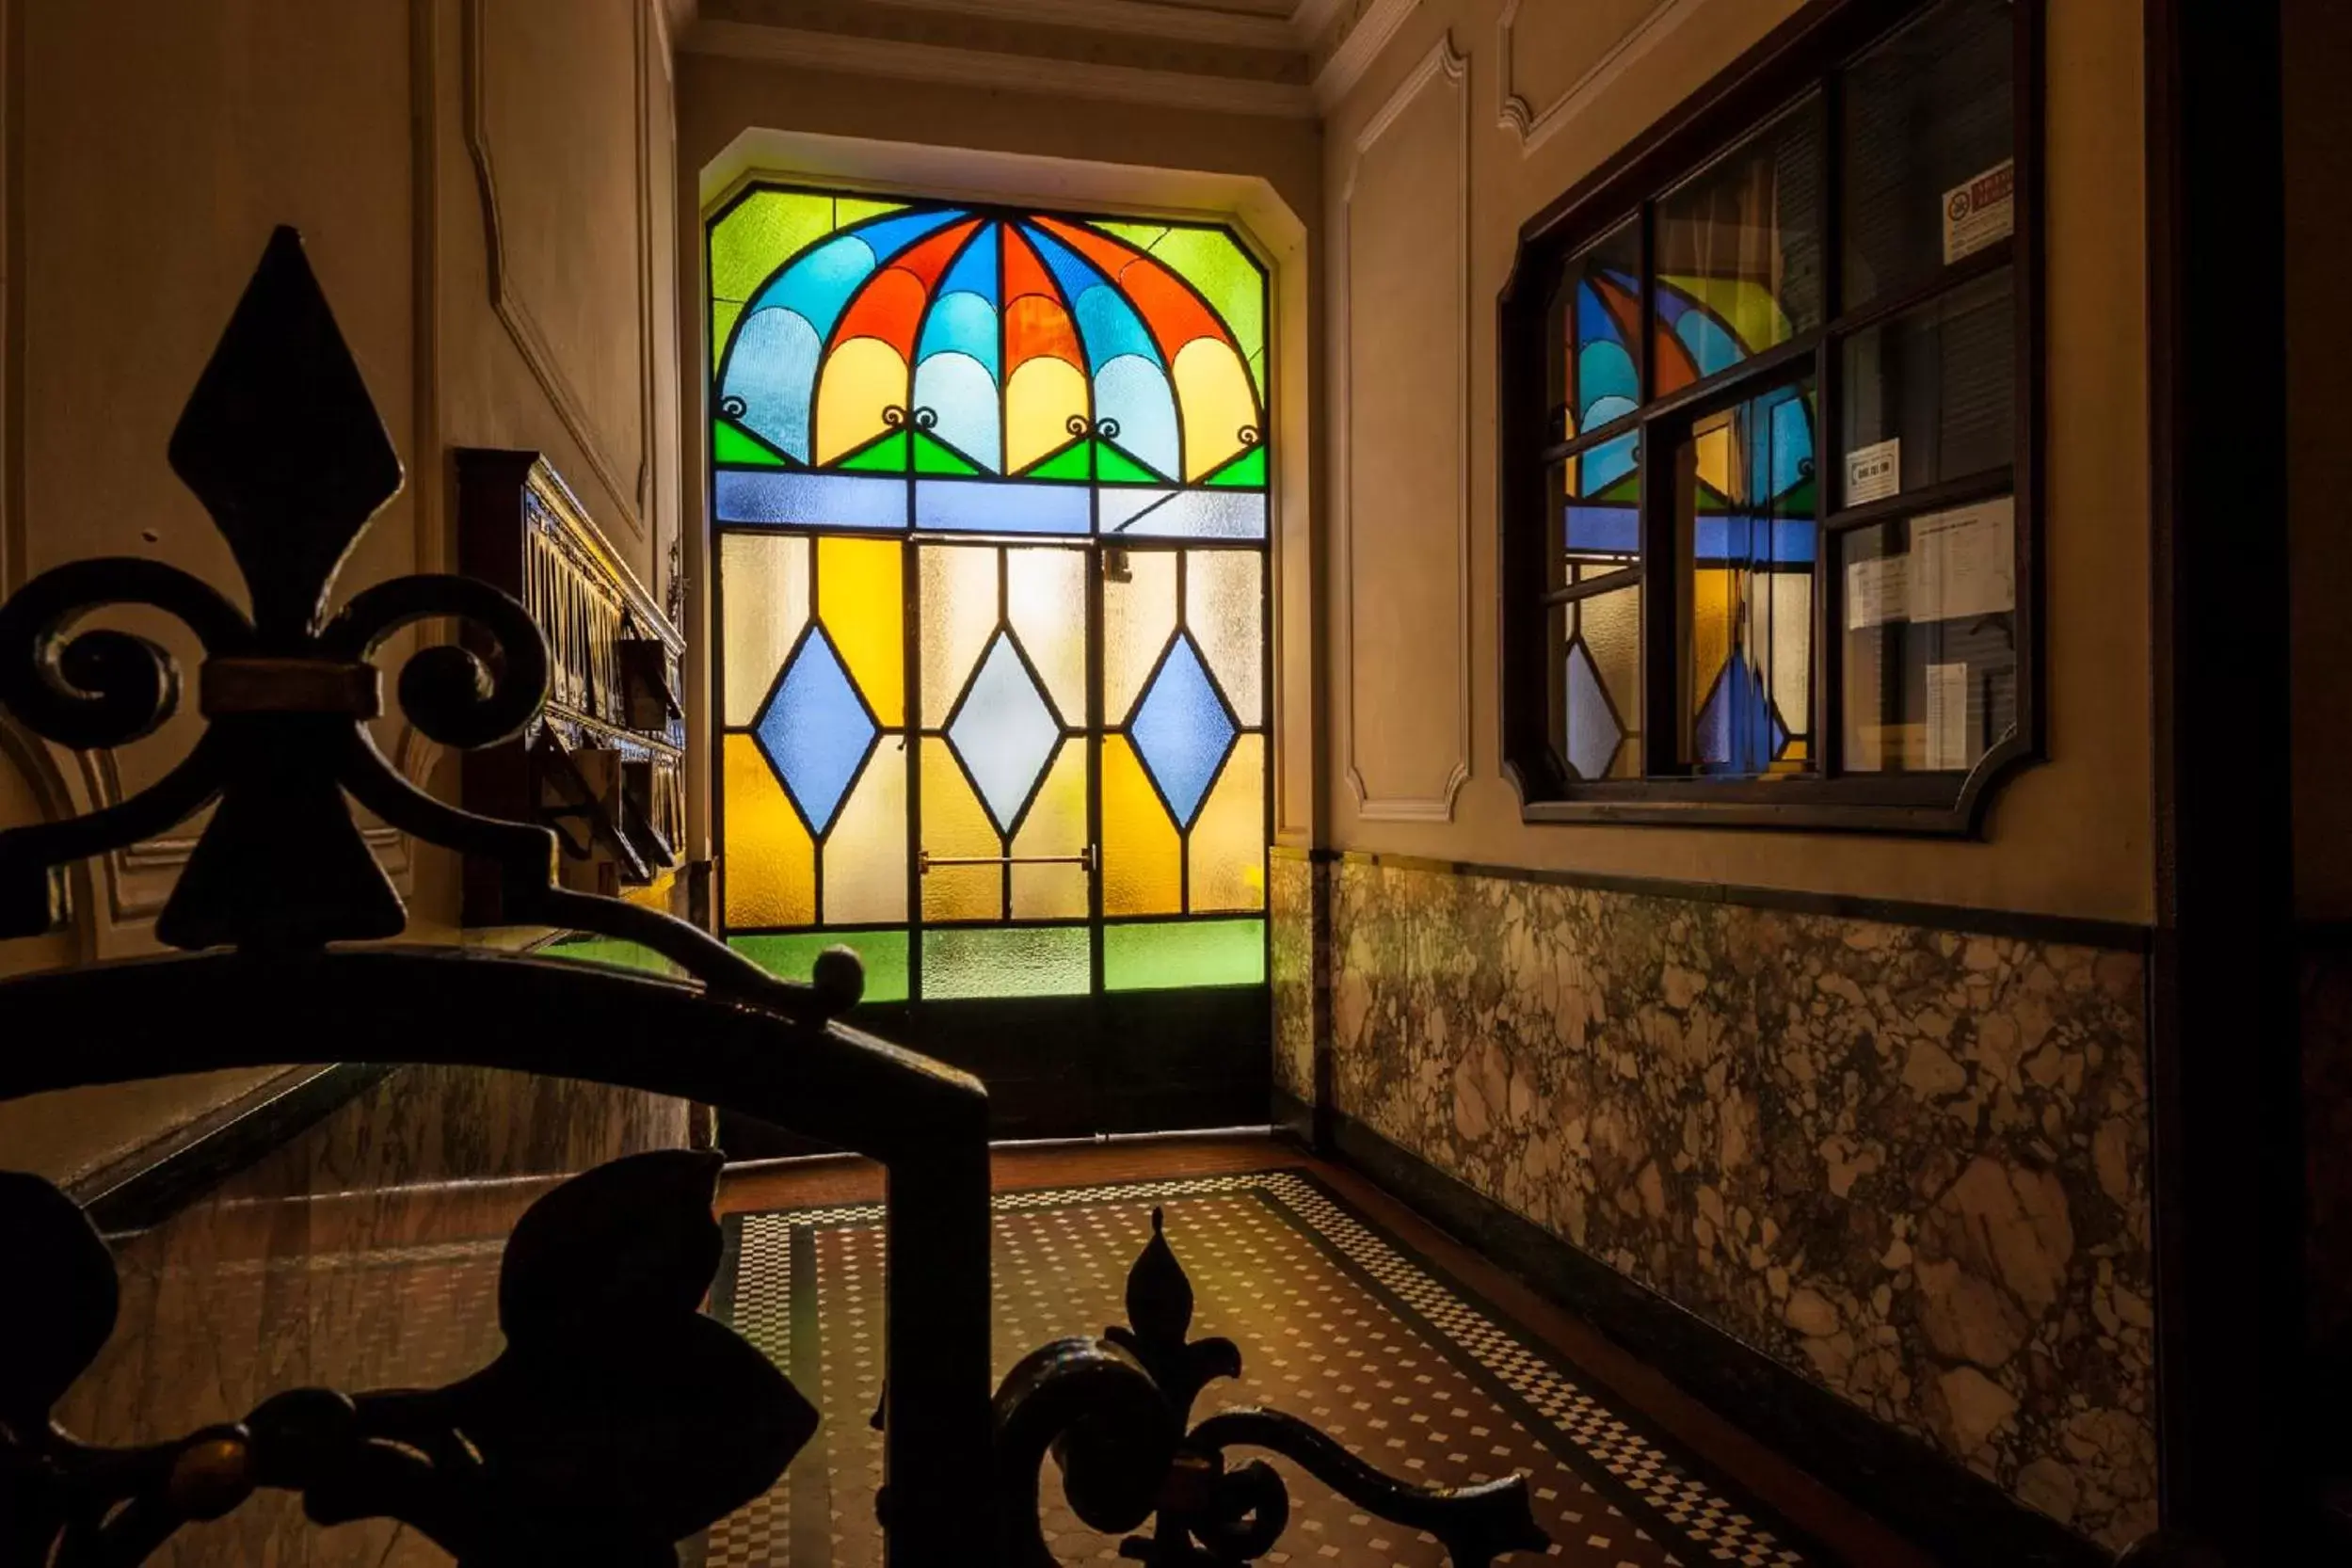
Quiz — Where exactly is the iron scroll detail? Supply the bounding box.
[0,226,857,1015]
[992,1209,1550,1567]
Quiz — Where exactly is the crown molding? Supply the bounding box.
[1314,0,1422,113]
[855,0,1302,52]
[682,18,1319,118]
[1289,0,1346,43]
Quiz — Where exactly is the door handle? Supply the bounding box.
[919,845,1097,875]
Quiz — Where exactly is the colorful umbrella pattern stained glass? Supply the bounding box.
[712,196,1270,539]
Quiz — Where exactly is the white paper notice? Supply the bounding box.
[1847,438,1901,504]
[1911,498,2016,623]
[1846,553,1910,631]
[1924,663,1970,771]
[1944,160,2016,264]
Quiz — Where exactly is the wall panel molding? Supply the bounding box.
[1336,33,1469,823]
[1313,0,1421,112]
[462,0,652,539]
[1497,0,1715,156]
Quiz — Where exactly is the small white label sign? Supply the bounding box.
[1944,159,2016,264]
[1847,438,1901,504]
[1846,553,1911,632]
[1912,498,2016,623]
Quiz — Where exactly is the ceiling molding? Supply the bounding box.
[1499,0,1715,156]
[1314,0,1422,113]
[1289,0,1346,44]
[855,0,1301,52]
[682,18,1319,119]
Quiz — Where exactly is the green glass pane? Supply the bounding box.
[913,428,981,475]
[921,925,1091,1000]
[1023,440,1092,482]
[1204,445,1266,489]
[1096,440,1166,485]
[715,418,792,469]
[729,930,911,1004]
[710,189,839,307]
[1133,227,1267,393]
[1103,919,1265,991]
[839,428,912,473]
[539,937,683,979]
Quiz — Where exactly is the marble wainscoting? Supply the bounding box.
[1326,856,2156,1550]
[1271,851,1320,1107]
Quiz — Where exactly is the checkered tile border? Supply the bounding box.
[728,1169,1813,1567]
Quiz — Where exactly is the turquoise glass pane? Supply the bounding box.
[729,930,911,1004]
[1127,636,1235,826]
[920,926,1091,1000]
[755,626,877,835]
[947,632,1062,832]
[1103,920,1265,991]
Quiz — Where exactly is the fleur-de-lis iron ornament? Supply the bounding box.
[993,1208,1549,1567]
[0,226,857,1012]
[0,1152,816,1567]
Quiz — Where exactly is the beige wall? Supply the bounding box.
[674,51,1324,859]
[0,0,680,1176]
[1324,0,2154,923]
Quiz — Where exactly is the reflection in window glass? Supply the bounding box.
[1678,379,1817,776]
[1838,502,2017,773]
[1653,102,1825,392]
[1842,0,2013,308]
[1841,267,2014,505]
[1556,584,1643,780]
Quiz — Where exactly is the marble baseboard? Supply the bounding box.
[1271,853,1319,1105]
[1324,856,2156,1551]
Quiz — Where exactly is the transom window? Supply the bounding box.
[1499,0,2039,832]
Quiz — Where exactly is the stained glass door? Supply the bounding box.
[710,186,1272,1133]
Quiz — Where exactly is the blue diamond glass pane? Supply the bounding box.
[1128,635,1235,827]
[1694,648,1784,774]
[1563,641,1622,780]
[755,627,875,834]
[950,632,1062,832]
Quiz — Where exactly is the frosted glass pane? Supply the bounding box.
[1006,548,1088,724]
[723,734,815,927]
[920,544,999,728]
[921,925,1091,1000]
[1128,638,1236,828]
[920,736,1003,921]
[1101,735,1180,916]
[1187,734,1264,913]
[729,930,911,1004]
[1769,571,1813,735]
[824,744,908,923]
[1575,584,1641,779]
[1185,550,1262,727]
[1011,739,1090,919]
[1103,920,1265,991]
[720,533,808,728]
[947,633,1062,832]
[1103,549,1177,725]
[818,536,904,726]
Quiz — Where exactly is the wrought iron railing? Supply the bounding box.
[0,228,1544,1568]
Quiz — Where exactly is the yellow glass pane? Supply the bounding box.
[712,300,745,364]
[1103,549,1176,726]
[920,736,1002,921]
[1186,550,1262,728]
[1102,735,1180,917]
[1187,734,1264,914]
[818,536,904,726]
[720,533,809,728]
[710,189,837,306]
[723,734,815,927]
[1011,739,1090,919]
[1690,568,1736,715]
[823,742,907,923]
[1006,548,1087,724]
[1173,339,1257,480]
[816,337,909,464]
[836,197,908,228]
[1006,358,1088,473]
[920,544,1000,727]
[1694,422,1737,498]
[1768,571,1813,734]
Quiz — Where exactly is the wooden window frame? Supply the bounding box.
[1497,0,2044,835]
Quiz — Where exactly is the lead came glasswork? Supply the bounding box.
[713,182,1269,1003]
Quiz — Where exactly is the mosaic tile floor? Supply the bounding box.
[707,1169,1827,1568]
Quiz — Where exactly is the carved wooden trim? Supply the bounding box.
[1497,0,1718,156]
[1336,34,1470,824]
[462,0,652,540]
